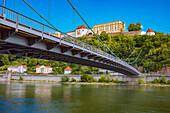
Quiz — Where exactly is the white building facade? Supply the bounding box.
[66,25,92,38]
[8,65,27,73]
[146,29,155,35]
[64,67,72,74]
[36,65,53,74]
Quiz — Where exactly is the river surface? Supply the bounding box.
[0,81,170,113]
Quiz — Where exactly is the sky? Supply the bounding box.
[1,0,170,34]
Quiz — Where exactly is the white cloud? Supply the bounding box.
[141,31,146,35]
[141,25,144,29]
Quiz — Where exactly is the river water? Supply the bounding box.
[0,81,170,113]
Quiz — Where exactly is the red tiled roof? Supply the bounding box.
[64,66,72,71]
[45,66,52,68]
[76,25,87,30]
[147,29,154,33]
[20,65,27,69]
[36,66,41,68]
[36,66,52,68]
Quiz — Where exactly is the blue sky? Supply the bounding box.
[1,0,170,34]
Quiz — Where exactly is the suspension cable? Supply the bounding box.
[72,9,75,31]
[124,49,136,62]
[23,0,72,41]
[3,0,6,7]
[48,0,52,22]
[67,0,119,59]
[129,49,142,65]
[13,0,16,10]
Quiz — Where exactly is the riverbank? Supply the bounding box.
[64,82,170,87]
[3,79,170,87]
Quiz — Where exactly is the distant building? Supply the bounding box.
[66,25,92,38]
[93,21,125,34]
[8,65,27,73]
[64,66,72,74]
[146,29,155,35]
[36,65,53,74]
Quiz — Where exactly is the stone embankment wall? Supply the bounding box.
[108,30,141,36]
[11,75,170,82]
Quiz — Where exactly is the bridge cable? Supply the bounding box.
[72,9,75,31]
[3,0,6,7]
[128,49,142,65]
[124,49,136,62]
[67,0,119,59]
[47,0,52,31]
[22,0,72,41]
[13,0,16,10]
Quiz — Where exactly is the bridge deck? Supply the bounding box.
[0,5,140,76]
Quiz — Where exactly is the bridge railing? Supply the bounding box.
[0,5,138,73]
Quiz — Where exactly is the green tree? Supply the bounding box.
[128,22,142,31]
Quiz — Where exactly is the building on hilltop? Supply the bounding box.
[146,28,155,35]
[66,25,92,38]
[93,21,125,35]
[36,65,53,74]
[8,65,27,73]
[64,66,72,74]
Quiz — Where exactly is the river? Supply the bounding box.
[0,81,170,113]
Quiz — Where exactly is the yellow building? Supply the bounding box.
[93,21,125,34]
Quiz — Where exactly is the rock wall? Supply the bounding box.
[108,30,141,36]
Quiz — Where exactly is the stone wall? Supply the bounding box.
[108,30,141,36]
[11,75,170,83]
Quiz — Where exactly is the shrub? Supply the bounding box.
[138,78,143,84]
[153,79,158,84]
[106,75,111,83]
[161,76,167,84]
[19,75,23,81]
[71,78,76,82]
[167,80,170,84]
[81,74,89,82]
[88,76,94,82]
[157,78,161,83]
[111,78,114,82]
[115,77,119,83]
[94,78,97,82]
[100,75,106,82]
[61,75,69,82]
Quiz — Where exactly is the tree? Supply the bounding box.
[128,22,142,31]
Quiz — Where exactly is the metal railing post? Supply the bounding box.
[42,25,44,39]
[16,13,19,32]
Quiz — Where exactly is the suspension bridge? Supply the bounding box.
[0,1,141,76]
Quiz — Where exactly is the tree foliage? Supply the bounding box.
[128,22,142,31]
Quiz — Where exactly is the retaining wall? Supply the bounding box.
[11,75,170,82]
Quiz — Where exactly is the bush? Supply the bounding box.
[81,74,89,82]
[153,79,158,84]
[19,75,23,81]
[61,75,69,82]
[167,80,170,84]
[100,75,106,82]
[71,78,76,82]
[161,76,167,84]
[106,75,111,83]
[115,77,119,83]
[94,78,97,82]
[111,78,114,82]
[138,78,143,84]
[88,76,94,82]
[158,78,161,83]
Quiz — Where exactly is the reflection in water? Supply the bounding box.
[0,81,170,113]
